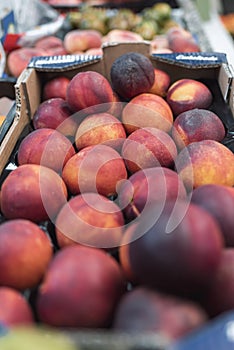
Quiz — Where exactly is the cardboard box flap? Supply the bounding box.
[27,54,102,72]
[151,52,228,68]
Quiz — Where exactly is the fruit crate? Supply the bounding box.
[0,40,234,179]
[0,42,234,349]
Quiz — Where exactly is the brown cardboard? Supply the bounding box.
[0,41,233,178]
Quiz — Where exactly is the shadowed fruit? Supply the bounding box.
[119,223,138,284]
[17,128,76,173]
[117,167,187,222]
[113,287,207,340]
[175,140,234,190]
[75,112,126,151]
[0,164,67,222]
[33,97,78,138]
[127,200,223,296]
[42,76,70,101]
[55,192,125,249]
[172,108,226,149]
[121,127,177,173]
[66,71,115,114]
[191,184,234,247]
[167,27,200,53]
[122,93,173,134]
[0,287,34,327]
[201,248,234,317]
[36,245,126,327]
[148,68,171,97]
[0,219,53,290]
[62,144,127,198]
[166,79,212,117]
[110,52,155,100]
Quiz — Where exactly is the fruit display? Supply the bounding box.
[3,1,204,79]
[0,43,234,348]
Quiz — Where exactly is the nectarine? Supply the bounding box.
[36,245,126,327]
[122,93,173,134]
[17,128,76,173]
[62,144,128,198]
[172,108,226,149]
[0,287,34,326]
[0,219,53,290]
[175,140,234,190]
[55,192,125,249]
[110,52,155,100]
[166,79,213,117]
[0,164,67,222]
[121,127,177,173]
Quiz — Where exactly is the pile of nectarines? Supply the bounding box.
[0,50,234,346]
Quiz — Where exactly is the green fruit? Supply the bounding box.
[0,327,77,350]
[133,20,158,40]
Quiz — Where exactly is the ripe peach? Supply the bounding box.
[166,79,213,117]
[127,200,223,296]
[117,167,187,222]
[63,29,102,54]
[36,245,126,327]
[113,287,207,340]
[172,108,226,149]
[0,164,67,223]
[34,35,65,52]
[32,97,78,138]
[42,76,70,101]
[55,192,125,249]
[75,113,126,151]
[0,287,34,326]
[7,47,47,78]
[17,128,76,173]
[122,93,173,134]
[110,52,155,100]
[167,27,200,53]
[201,248,234,317]
[175,140,234,190]
[66,71,115,114]
[191,184,234,247]
[148,68,171,97]
[121,127,177,173]
[62,144,128,198]
[0,219,53,290]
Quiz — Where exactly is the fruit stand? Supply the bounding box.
[1,1,234,349]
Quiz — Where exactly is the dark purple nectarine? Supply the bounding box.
[110,52,155,100]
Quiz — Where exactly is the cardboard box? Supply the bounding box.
[0,41,233,178]
[0,41,234,348]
